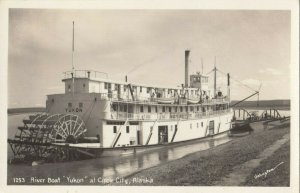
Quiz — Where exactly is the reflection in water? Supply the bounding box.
[8,132,232,184]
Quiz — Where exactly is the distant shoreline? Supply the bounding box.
[233,106,290,110]
[8,107,46,115]
[230,99,290,110]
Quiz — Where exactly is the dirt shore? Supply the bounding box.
[121,120,290,186]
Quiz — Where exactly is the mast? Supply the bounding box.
[201,57,203,75]
[72,21,75,95]
[227,73,230,102]
[213,56,217,98]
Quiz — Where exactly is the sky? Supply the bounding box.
[8,9,291,108]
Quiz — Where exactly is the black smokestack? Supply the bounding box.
[185,50,190,87]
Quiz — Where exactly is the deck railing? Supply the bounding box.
[63,70,108,79]
[110,109,231,121]
[95,93,229,105]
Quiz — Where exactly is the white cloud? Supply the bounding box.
[259,68,282,75]
[242,78,261,86]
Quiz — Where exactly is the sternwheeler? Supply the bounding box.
[8,24,234,162]
[8,49,233,162]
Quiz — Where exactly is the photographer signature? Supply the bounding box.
[254,162,284,179]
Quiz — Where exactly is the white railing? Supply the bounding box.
[110,109,231,121]
[63,70,108,79]
[93,93,229,105]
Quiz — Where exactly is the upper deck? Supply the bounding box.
[60,70,223,106]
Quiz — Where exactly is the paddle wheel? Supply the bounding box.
[8,113,87,162]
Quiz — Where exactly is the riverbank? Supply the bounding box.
[122,120,290,186]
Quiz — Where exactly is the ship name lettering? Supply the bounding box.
[65,108,83,113]
[66,176,84,183]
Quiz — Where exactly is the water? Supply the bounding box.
[8,134,230,185]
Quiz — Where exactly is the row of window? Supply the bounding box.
[112,122,205,133]
[193,122,204,129]
[103,82,204,95]
[191,76,209,83]
[113,103,228,113]
[140,105,207,113]
[113,125,130,133]
[107,121,139,125]
[68,102,83,108]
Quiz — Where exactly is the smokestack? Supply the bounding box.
[185,50,190,87]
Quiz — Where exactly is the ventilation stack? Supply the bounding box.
[185,50,190,87]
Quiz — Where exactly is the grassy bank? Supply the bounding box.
[243,141,290,186]
[125,122,290,186]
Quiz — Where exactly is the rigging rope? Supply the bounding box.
[126,48,175,75]
[216,68,258,92]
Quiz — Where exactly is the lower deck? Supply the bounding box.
[100,111,233,148]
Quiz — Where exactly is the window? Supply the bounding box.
[68,103,72,108]
[79,102,83,108]
[83,84,85,88]
[140,106,144,113]
[126,126,130,133]
[197,106,199,111]
[115,84,119,91]
[169,107,171,113]
[113,126,117,133]
[175,106,178,112]
[140,87,142,93]
[123,85,127,92]
[112,104,118,111]
[68,85,71,92]
[119,104,124,112]
[104,83,108,89]
[162,106,165,112]
[148,106,151,113]
[185,106,188,112]
[155,106,158,113]
[124,105,127,112]
[190,106,194,112]
[201,122,203,127]
[180,106,183,112]
[147,87,150,93]
[108,83,111,90]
